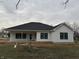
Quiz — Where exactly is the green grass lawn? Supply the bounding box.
[0,44,79,59]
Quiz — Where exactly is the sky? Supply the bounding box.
[0,0,79,29]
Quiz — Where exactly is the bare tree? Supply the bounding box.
[16,0,21,9]
[16,0,70,9]
[71,22,79,42]
[72,22,79,32]
[63,0,69,8]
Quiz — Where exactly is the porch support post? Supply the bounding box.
[36,32,40,41]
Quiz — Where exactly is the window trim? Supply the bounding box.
[15,33,27,39]
[15,33,21,39]
[40,33,48,39]
[60,32,68,40]
[22,33,27,39]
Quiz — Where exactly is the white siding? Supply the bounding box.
[51,25,74,42]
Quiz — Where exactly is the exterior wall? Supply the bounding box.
[36,31,51,41]
[51,25,74,42]
[9,25,74,42]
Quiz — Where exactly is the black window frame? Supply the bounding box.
[22,33,27,39]
[15,33,27,39]
[40,33,48,39]
[60,32,68,40]
[16,33,21,39]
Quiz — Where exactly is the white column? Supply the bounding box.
[10,32,15,41]
[36,32,40,41]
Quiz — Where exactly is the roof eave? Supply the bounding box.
[5,29,52,32]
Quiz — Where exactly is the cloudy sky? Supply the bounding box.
[0,0,79,28]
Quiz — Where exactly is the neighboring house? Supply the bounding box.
[5,22,74,42]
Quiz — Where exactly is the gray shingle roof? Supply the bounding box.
[5,22,73,31]
[6,22,53,31]
[53,23,73,31]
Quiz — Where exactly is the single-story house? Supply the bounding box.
[5,22,74,43]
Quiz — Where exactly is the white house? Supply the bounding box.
[5,22,74,43]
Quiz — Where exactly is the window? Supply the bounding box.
[45,33,48,39]
[22,33,27,39]
[15,33,27,39]
[16,33,21,39]
[60,32,68,40]
[40,33,48,39]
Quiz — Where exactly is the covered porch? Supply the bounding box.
[10,31,37,42]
